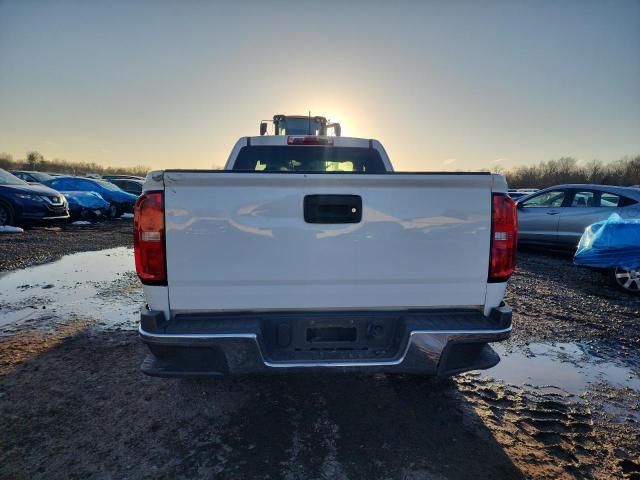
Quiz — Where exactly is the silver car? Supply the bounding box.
[517,184,640,247]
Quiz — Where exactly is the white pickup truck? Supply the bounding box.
[134,134,517,377]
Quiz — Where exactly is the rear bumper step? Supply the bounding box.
[139,305,512,377]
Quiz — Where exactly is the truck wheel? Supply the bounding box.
[610,267,640,295]
[0,201,15,226]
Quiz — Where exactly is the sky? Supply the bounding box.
[1,0,639,171]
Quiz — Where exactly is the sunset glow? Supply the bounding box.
[1,1,638,172]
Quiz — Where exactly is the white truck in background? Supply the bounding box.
[134,119,517,377]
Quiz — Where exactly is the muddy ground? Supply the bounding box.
[0,225,639,479]
[0,220,133,271]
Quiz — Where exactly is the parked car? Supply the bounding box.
[63,191,110,221]
[574,214,640,294]
[136,123,516,378]
[43,176,137,218]
[517,184,640,247]
[103,177,144,196]
[10,170,56,184]
[102,174,145,181]
[0,168,69,226]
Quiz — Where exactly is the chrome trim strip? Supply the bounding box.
[138,325,512,368]
[138,327,258,340]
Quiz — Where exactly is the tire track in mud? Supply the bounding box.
[456,375,640,479]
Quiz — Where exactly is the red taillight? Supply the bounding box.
[489,193,518,282]
[287,136,334,146]
[134,191,166,285]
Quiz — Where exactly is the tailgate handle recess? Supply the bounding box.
[304,195,362,224]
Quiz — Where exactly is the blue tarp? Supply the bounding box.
[574,214,640,269]
[62,191,109,210]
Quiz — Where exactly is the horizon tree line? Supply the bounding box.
[1,151,639,188]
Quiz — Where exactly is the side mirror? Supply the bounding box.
[260,122,268,136]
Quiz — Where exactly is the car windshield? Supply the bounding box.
[30,172,55,182]
[96,180,123,191]
[0,168,28,186]
[232,146,386,173]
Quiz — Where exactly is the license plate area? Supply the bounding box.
[306,326,357,343]
[262,313,407,362]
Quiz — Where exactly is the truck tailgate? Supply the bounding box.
[163,172,494,312]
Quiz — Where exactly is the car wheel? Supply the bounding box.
[610,267,640,295]
[0,201,15,226]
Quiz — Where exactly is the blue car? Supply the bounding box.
[43,176,137,218]
[0,168,69,226]
[63,191,110,221]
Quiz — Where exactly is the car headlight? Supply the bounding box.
[14,193,44,201]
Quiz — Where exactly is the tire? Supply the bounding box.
[0,201,15,226]
[610,267,640,295]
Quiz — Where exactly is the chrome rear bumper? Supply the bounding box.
[139,306,512,377]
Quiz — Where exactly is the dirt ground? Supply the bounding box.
[0,225,639,479]
[0,220,133,271]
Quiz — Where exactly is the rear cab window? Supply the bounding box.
[232,146,386,173]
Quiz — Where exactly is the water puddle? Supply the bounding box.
[0,247,143,335]
[483,342,640,422]
[487,342,640,395]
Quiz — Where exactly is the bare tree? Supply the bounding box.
[0,152,13,170]
[505,155,640,188]
[25,151,46,170]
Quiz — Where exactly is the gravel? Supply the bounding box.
[507,246,640,355]
[0,220,133,271]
